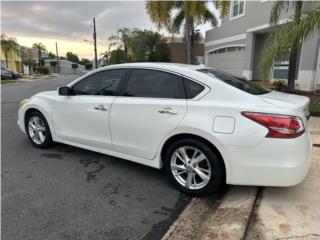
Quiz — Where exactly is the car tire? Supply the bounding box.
[25,111,53,148]
[164,138,225,196]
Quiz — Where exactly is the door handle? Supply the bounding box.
[158,107,178,115]
[94,104,109,111]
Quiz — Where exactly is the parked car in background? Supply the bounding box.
[18,63,312,196]
[11,70,22,79]
[1,66,13,80]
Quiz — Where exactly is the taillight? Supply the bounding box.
[242,112,304,138]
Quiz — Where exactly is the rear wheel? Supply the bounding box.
[25,111,53,148]
[164,138,225,196]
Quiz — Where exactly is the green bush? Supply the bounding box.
[71,63,78,73]
[272,80,286,91]
[85,63,93,70]
[36,66,49,75]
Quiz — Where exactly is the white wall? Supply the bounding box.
[44,59,86,74]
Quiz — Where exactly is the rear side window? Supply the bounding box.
[184,78,205,99]
[197,69,269,95]
[72,69,126,96]
[123,69,184,99]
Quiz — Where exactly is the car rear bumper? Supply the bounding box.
[225,132,313,186]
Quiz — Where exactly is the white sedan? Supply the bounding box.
[18,63,312,196]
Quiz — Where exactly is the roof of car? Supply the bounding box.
[100,62,208,72]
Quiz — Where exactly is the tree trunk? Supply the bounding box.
[5,57,8,68]
[124,45,128,63]
[38,50,41,68]
[185,18,192,64]
[287,1,303,91]
[190,18,195,64]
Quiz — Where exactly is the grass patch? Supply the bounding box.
[1,80,20,85]
[21,73,60,80]
[309,98,320,116]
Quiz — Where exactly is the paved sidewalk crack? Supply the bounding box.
[276,233,320,240]
[243,187,264,240]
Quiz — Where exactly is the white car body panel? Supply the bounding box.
[18,62,312,187]
[53,95,115,149]
[109,97,187,160]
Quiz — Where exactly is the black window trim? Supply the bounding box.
[118,67,186,100]
[182,76,207,99]
[70,68,130,96]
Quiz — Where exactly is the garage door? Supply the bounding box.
[207,50,245,77]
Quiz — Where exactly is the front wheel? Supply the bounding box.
[164,139,225,196]
[25,111,53,148]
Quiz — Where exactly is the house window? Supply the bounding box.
[272,49,301,81]
[230,0,245,20]
[208,46,245,55]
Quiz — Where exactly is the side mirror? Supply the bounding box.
[58,86,72,96]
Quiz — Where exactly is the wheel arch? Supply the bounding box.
[160,133,227,179]
[24,107,45,125]
[23,105,55,140]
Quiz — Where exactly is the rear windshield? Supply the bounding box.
[197,69,269,95]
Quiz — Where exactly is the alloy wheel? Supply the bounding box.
[28,116,46,144]
[170,146,212,190]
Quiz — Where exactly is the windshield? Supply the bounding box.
[197,68,269,95]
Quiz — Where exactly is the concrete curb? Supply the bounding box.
[162,193,224,240]
[162,186,259,240]
[309,117,320,145]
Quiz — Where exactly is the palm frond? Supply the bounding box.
[1,35,21,59]
[171,9,185,33]
[202,7,218,26]
[184,1,206,19]
[282,7,320,45]
[214,0,231,18]
[270,1,291,25]
[145,1,174,29]
[260,6,320,80]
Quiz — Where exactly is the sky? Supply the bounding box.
[1,1,218,60]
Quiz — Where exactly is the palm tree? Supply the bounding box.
[100,51,110,65]
[21,49,36,74]
[108,28,132,63]
[1,34,20,68]
[145,1,230,64]
[259,1,320,91]
[32,42,46,68]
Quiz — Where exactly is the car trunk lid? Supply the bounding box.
[260,91,310,119]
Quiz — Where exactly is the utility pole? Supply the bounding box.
[55,42,60,73]
[93,17,98,69]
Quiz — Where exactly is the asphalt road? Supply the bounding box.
[1,75,190,240]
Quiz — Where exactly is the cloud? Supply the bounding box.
[1,1,218,58]
[1,1,155,43]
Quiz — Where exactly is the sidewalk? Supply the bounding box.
[163,117,320,240]
[246,117,320,240]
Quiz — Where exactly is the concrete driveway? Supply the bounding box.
[1,75,190,240]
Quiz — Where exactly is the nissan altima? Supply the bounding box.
[18,63,312,196]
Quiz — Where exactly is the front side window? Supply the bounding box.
[123,69,184,99]
[231,0,245,19]
[197,68,269,95]
[72,69,126,96]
